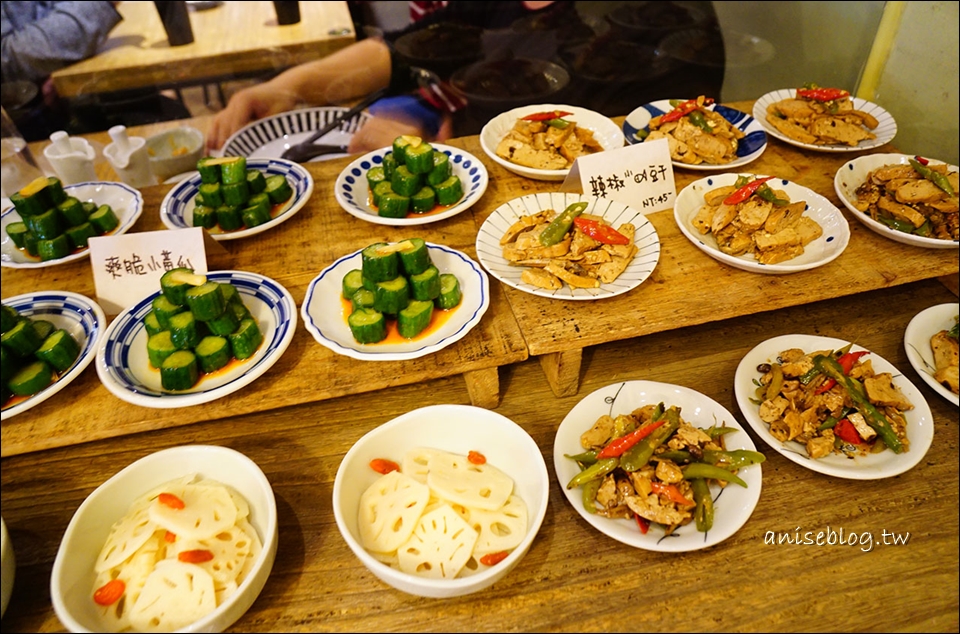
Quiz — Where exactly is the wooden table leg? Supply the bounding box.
[463,367,500,409]
[938,272,958,296]
[539,349,583,397]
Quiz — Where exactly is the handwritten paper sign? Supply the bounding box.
[89,228,209,315]
[560,138,676,213]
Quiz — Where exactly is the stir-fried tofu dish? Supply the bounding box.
[642,96,745,165]
[852,158,958,241]
[692,175,823,264]
[750,345,912,460]
[496,110,604,170]
[766,85,878,146]
[931,317,959,395]
[499,202,637,291]
[566,403,762,535]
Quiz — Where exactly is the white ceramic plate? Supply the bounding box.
[903,303,959,406]
[553,380,762,552]
[1,291,106,420]
[834,152,958,249]
[301,243,489,361]
[753,89,897,152]
[476,192,660,300]
[334,144,488,226]
[1,182,143,268]
[221,106,373,161]
[622,100,768,170]
[734,334,935,479]
[674,173,850,274]
[479,104,625,181]
[96,271,296,408]
[159,158,314,241]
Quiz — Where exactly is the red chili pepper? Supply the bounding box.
[178,549,215,564]
[468,450,486,465]
[722,176,774,206]
[814,350,870,394]
[658,97,715,124]
[369,458,400,475]
[596,420,666,459]
[796,87,849,102]
[634,513,650,534]
[93,579,126,606]
[834,418,864,445]
[479,550,510,566]
[158,492,185,510]
[521,110,572,122]
[913,155,929,166]
[573,217,630,245]
[651,481,694,506]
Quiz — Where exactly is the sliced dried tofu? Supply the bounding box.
[402,446,447,484]
[359,470,430,553]
[397,504,479,579]
[94,498,157,573]
[167,524,253,590]
[128,560,217,633]
[427,451,514,511]
[470,494,528,554]
[149,483,238,541]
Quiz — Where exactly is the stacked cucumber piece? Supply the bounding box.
[342,239,462,344]
[145,269,264,390]
[366,135,463,218]
[5,175,120,261]
[191,156,294,232]
[1,303,80,405]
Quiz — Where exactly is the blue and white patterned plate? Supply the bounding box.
[1,181,143,269]
[475,192,661,301]
[96,271,296,408]
[674,173,850,274]
[753,89,897,152]
[1,291,106,420]
[301,243,489,361]
[221,106,372,161]
[623,99,767,170]
[334,144,488,226]
[159,158,314,241]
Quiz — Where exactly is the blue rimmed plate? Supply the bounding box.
[221,106,372,161]
[623,99,767,170]
[553,380,762,552]
[301,243,489,361]
[1,182,143,269]
[674,173,850,274]
[475,192,661,300]
[1,291,106,420]
[159,158,314,241]
[96,271,296,408]
[334,144,488,226]
[753,89,897,152]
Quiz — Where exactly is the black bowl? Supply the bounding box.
[450,58,570,110]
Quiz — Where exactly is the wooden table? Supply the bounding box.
[48,1,356,99]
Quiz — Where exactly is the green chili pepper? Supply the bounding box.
[581,476,603,514]
[620,407,680,472]
[765,363,784,400]
[566,457,618,489]
[564,450,598,465]
[818,415,839,431]
[546,118,571,129]
[732,174,751,190]
[812,354,904,453]
[879,214,919,234]
[909,158,955,196]
[655,450,693,464]
[539,202,588,247]
[691,478,714,532]
[704,425,739,440]
[687,109,713,133]
[634,129,649,141]
[701,449,766,468]
[682,462,748,487]
[755,183,790,206]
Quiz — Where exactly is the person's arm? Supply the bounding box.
[0,1,122,83]
[206,37,392,151]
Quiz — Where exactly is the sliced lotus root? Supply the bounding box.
[358,470,430,554]
[427,451,514,511]
[127,560,217,632]
[397,503,479,579]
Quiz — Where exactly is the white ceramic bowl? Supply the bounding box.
[1,516,13,619]
[333,404,549,598]
[479,104,624,181]
[51,445,278,633]
[145,126,204,182]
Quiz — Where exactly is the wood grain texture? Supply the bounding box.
[49,1,356,97]
[1,279,956,633]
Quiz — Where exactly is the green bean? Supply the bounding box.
[566,457,618,490]
[691,478,714,532]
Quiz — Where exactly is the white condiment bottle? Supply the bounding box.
[42,130,97,185]
[103,125,154,187]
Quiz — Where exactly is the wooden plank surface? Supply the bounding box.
[49,1,356,97]
[2,278,956,633]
